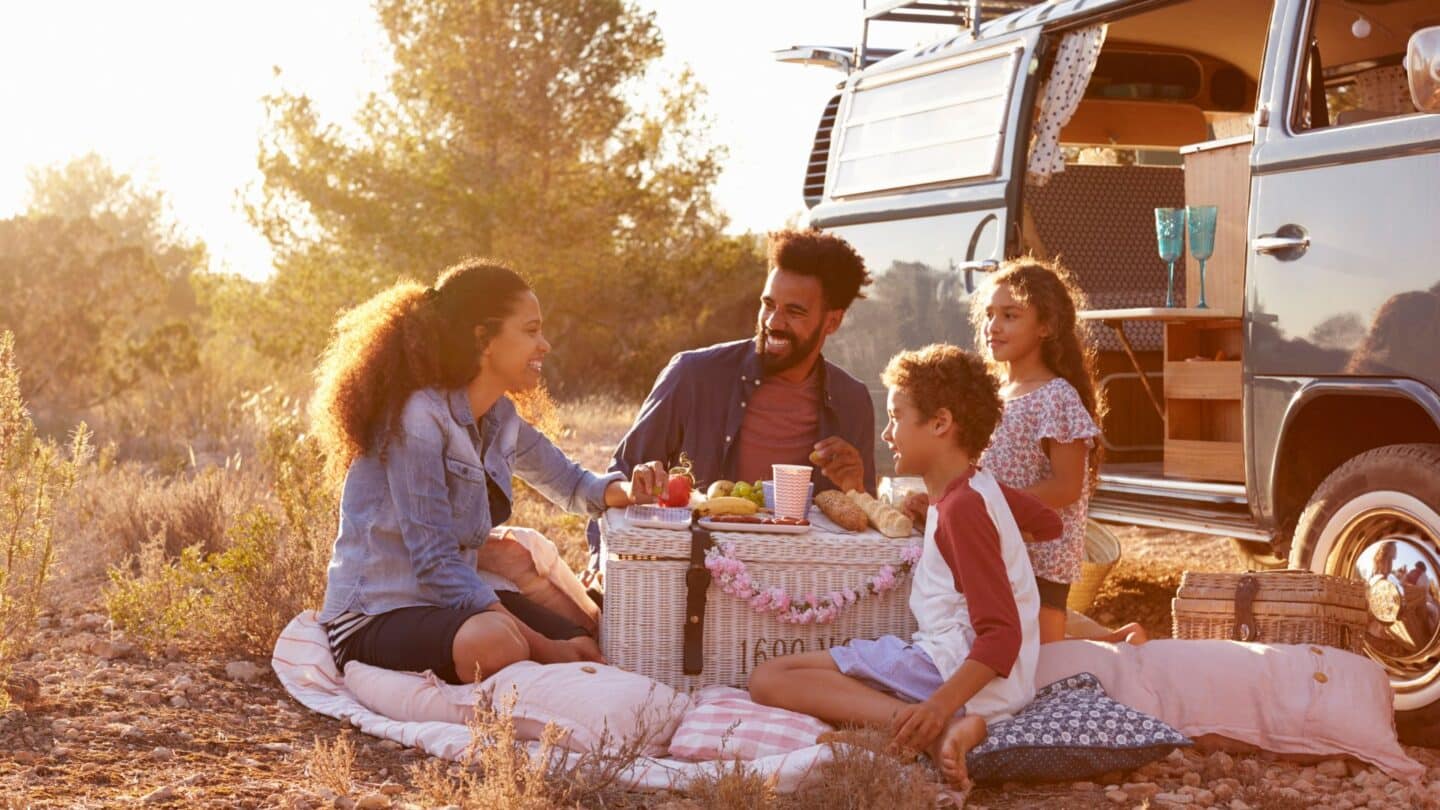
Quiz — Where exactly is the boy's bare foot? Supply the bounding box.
[928,714,985,789]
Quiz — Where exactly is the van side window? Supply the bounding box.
[1292,0,1425,131]
[830,44,1022,197]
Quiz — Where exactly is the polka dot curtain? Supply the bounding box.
[1026,24,1108,187]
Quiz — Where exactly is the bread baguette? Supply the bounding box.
[846,490,914,538]
[814,490,868,532]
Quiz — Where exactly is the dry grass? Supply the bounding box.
[307,731,357,796]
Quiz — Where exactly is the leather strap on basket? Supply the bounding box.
[1233,574,1260,642]
[683,523,714,675]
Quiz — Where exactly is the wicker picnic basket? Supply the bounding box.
[1171,570,1368,653]
[599,509,918,691]
[1066,520,1123,614]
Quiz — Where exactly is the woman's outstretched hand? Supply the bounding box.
[605,460,669,507]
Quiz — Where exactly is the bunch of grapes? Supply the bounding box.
[729,480,766,509]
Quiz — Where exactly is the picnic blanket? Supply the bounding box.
[271,611,837,793]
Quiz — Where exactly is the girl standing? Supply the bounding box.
[972,259,1144,644]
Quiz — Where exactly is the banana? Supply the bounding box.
[695,496,759,517]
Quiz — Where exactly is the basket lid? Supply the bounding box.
[1176,570,1368,610]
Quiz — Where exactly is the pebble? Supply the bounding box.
[137,690,164,705]
[1213,782,1235,802]
[93,638,137,660]
[1192,788,1216,806]
[1316,759,1349,778]
[1228,802,1251,810]
[333,798,356,810]
[1274,787,1303,801]
[376,740,403,752]
[101,686,123,699]
[260,742,294,754]
[1106,789,1129,804]
[141,785,176,804]
[225,661,265,683]
[170,695,190,709]
[354,795,390,810]
[151,746,174,761]
[1071,781,1098,791]
[1183,771,1202,787]
[1124,782,1161,799]
[1153,792,1194,805]
[379,784,404,797]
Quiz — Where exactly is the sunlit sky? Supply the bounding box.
[0,2,936,280]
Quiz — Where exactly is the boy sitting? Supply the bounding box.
[748,344,1059,788]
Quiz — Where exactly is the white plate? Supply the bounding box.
[624,505,693,530]
[698,517,811,535]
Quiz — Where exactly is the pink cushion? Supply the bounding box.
[669,687,834,762]
[480,661,688,756]
[344,661,477,725]
[1037,639,1424,782]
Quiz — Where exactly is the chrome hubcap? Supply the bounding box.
[1326,508,1440,695]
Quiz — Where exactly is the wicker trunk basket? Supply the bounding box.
[1171,570,1369,653]
[599,509,918,691]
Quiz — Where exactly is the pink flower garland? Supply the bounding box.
[704,541,923,625]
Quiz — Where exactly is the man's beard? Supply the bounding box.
[755,321,824,376]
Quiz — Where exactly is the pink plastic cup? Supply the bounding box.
[771,464,814,520]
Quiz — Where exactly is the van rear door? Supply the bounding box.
[807,31,1040,473]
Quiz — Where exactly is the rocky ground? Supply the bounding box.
[3,529,1438,809]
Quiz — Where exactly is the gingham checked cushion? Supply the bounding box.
[669,687,834,761]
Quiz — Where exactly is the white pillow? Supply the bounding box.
[480,661,689,757]
[344,660,477,725]
[1036,639,1425,782]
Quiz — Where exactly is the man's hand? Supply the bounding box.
[811,437,864,493]
[891,698,951,754]
[607,460,669,507]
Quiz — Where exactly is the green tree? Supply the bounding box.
[247,0,764,395]
[0,155,206,443]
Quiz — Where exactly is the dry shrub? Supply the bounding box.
[679,759,777,810]
[307,731,356,796]
[412,691,658,809]
[797,729,941,810]
[0,331,91,707]
[104,415,335,658]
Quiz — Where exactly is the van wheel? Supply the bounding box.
[1290,443,1440,747]
[1229,538,1289,571]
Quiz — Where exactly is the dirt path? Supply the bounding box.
[4,530,1438,808]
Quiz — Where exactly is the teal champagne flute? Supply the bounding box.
[1187,205,1218,309]
[1155,207,1185,307]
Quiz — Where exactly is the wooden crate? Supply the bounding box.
[1164,320,1245,482]
[1172,570,1368,653]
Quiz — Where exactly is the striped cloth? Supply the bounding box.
[325,612,375,668]
[668,686,833,762]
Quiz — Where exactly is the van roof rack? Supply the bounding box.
[860,0,1041,68]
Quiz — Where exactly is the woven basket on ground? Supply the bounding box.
[1171,569,1368,653]
[599,509,919,691]
[1066,520,1122,614]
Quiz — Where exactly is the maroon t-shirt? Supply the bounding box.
[733,371,820,485]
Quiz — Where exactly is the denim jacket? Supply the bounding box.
[588,339,876,558]
[318,388,621,624]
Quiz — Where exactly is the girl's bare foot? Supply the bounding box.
[928,714,986,789]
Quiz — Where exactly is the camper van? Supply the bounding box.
[785,0,1440,740]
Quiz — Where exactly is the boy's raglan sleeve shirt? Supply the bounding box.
[932,489,1023,678]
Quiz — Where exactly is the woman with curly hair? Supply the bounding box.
[312,258,668,684]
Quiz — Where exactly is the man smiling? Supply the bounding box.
[588,229,876,563]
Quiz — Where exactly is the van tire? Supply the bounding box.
[1289,443,1440,747]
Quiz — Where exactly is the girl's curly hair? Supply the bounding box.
[310,258,532,482]
[969,258,1107,481]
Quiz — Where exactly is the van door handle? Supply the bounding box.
[1252,225,1309,260]
[958,259,999,293]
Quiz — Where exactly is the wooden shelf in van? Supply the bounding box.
[1164,438,1244,482]
[1164,360,1241,399]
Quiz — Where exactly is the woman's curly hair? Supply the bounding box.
[882,344,1003,457]
[969,257,1107,480]
[310,258,532,482]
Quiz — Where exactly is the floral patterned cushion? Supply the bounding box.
[965,672,1190,785]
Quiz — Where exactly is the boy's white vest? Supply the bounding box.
[911,468,1040,723]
